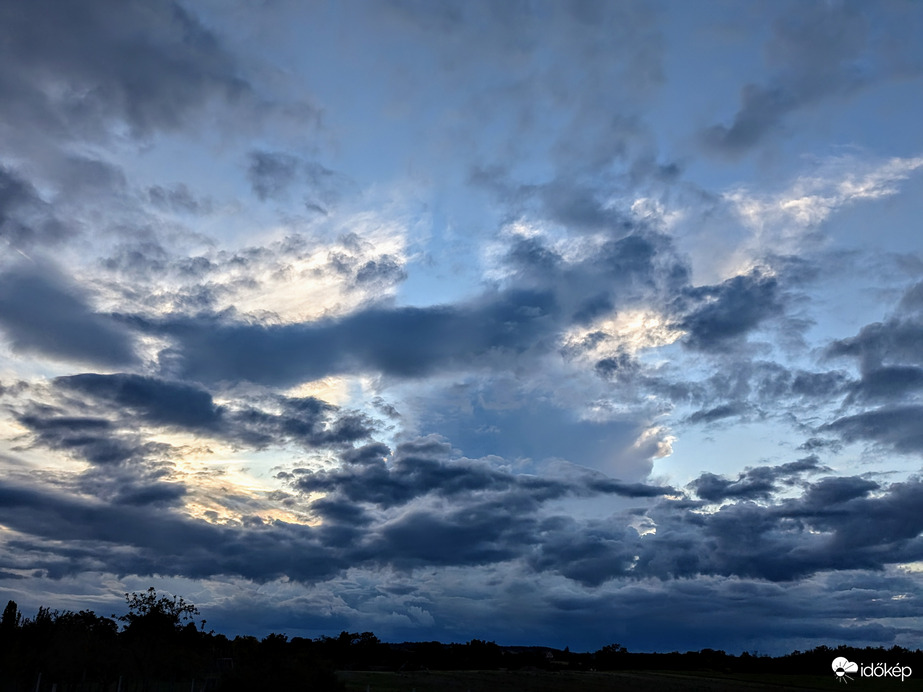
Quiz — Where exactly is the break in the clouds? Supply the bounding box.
[1,0,922,655]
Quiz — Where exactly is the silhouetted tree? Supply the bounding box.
[0,600,20,632]
[118,588,205,690]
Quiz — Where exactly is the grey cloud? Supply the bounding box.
[289,437,674,573]
[898,279,923,314]
[0,264,138,367]
[417,384,653,476]
[639,475,923,582]
[5,374,372,520]
[505,236,564,278]
[527,517,641,586]
[594,352,639,380]
[797,475,879,508]
[294,439,669,512]
[330,247,408,289]
[701,84,796,156]
[686,402,747,425]
[470,167,637,235]
[101,232,407,318]
[583,478,677,498]
[507,230,686,306]
[790,370,849,398]
[690,472,775,503]
[823,281,923,415]
[248,151,299,201]
[0,480,344,583]
[678,270,783,351]
[147,183,213,215]
[827,319,923,371]
[114,226,691,388]
[76,461,186,508]
[847,365,923,402]
[15,414,128,465]
[0,166,70,249]
[799,437,841,452]
[373,502,527,568]
[58,373,222,429]
[247,151,350,210]
[0,0,250,140]
[2,449,921,589]
[822,405,923,454]
[56,156,126,195]
[151,288,557,385]
[702,2,875,156]
[688,457,826,503]
[51,372,372,450]
[354,256,407,285]
[11,404,185,508]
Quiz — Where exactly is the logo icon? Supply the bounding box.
[832,657,858,683]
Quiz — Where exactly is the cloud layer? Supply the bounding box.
[0,0,922,654]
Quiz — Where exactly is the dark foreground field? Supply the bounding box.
[338,669,877,692]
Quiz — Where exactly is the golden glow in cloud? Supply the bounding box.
[562,308,685,360]
[215,218,408,323]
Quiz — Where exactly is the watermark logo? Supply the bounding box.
[831,657,912,683]
[832,657,858,683]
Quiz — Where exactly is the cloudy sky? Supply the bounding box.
[1,0,923,654]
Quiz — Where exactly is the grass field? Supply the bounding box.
[336,669,867,692]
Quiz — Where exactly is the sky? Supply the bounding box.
[1,0,923,655]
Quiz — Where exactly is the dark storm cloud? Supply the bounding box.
[827,318,923,372]
[104,223,694,388]
[506,229,687,306]
[0,166,70,249]
[49,372,372,450]
[688,457,826,502]
[819,282,923,451]
[14,413,127,465]
[637,475,923,582]
[846,365,923,402]
[0,264,138,367]
[58,373,222,429]
[286,437,675,571]
[677,270,783,351]
[0,480,345,583]
[789,370,849,398]
[77,464,187,508]
[293,439,674,512]
[797,475,879,507]
[583,477,679,498]
[626,358,850,433]
[527,516,641,586]
[3,374,372,518]
[702,1,878,156]
[822,405,923,455]
[371,501,530,568]
[151,288,557,385]
[0,0,250,140]
[686,402,747,424]
[532,569,923,654]
[1,441,920,587]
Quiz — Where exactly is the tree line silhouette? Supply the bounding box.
[1,589,922,690]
